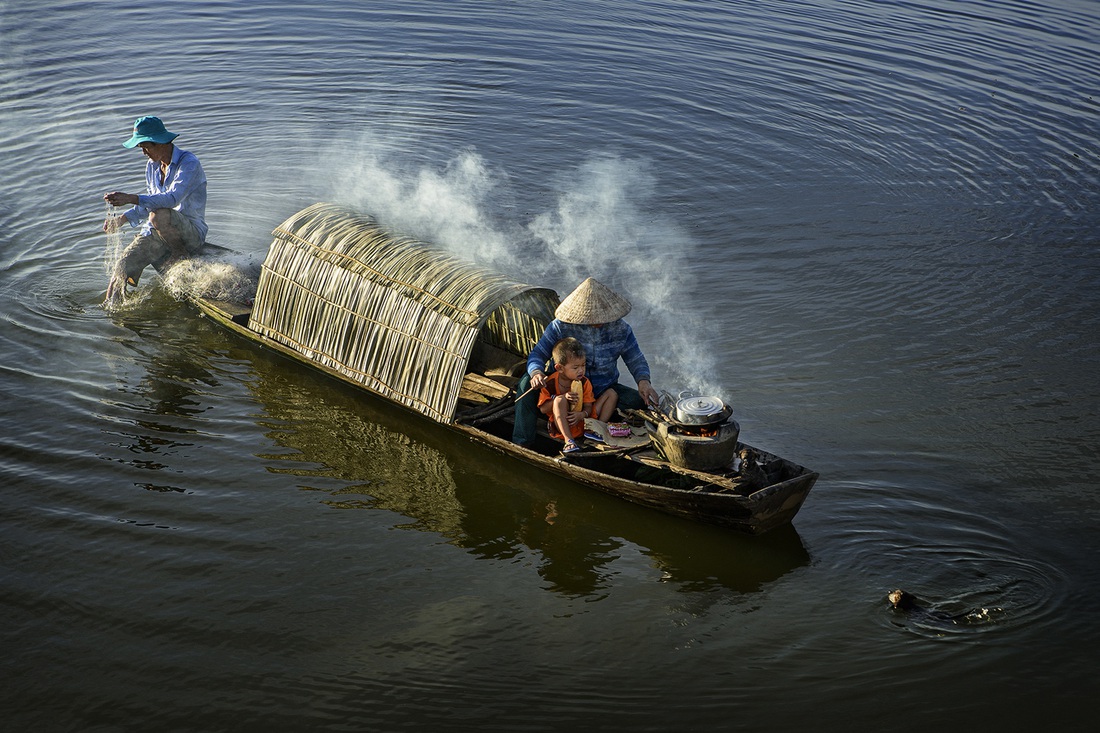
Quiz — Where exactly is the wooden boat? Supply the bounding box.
[191,203,818,534]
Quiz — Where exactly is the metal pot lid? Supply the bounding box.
[675,395,727,418]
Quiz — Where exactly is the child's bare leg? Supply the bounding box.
[552,395,575,445]
[595,389,619,421]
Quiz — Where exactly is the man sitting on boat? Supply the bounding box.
[102,116,209,306]
[513,277,659,447]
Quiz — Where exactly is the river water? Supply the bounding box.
[2,1,1098,730]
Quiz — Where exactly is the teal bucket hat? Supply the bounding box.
[123,116,179,148]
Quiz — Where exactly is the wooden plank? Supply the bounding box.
[462,372,512,399]
[624,453,739,491]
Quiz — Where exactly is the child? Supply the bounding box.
[538,337,596,454]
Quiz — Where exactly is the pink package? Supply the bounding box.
[608,422,632,438]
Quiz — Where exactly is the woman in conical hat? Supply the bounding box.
[553,277,632,325]
[513,277,659,447]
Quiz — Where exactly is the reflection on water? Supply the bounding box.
[255,381,467,537]
[95,305,227,493]
[234,329,809,597]
[4,0,1100,727]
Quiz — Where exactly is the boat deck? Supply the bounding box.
[452,366,783,496]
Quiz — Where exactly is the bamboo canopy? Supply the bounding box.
[249,203,559,423]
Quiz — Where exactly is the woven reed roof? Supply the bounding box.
[249,203,559,423]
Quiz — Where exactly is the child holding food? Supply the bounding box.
[538,337,596,454]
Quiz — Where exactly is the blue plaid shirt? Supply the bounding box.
[122,145,209,241]
[527,319,651,396]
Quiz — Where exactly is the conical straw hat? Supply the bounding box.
[554,277,632,324]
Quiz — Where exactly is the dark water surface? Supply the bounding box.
[2,1,1098,730]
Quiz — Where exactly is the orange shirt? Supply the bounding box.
[538,373,595,439]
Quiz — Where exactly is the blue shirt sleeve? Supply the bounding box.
[618,321,651,383]
[527,320,564,377]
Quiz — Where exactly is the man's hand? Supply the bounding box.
[104,191,139,207]
[104,271,128,307]
[530,370,547,390]
[638,380,659,408]
[102,215,125,233]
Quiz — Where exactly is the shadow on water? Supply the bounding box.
[242,339,812,598]
[118,294,811,598]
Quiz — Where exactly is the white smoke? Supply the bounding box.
[323,137,520,271]
[526,155,723,398]
[319,140,724,398]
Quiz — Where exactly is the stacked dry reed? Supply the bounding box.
[250,203,558,422]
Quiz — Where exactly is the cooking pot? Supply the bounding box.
[668,394,732,427]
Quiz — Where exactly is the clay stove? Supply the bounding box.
[646,395,740,472]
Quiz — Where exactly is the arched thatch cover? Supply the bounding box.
[249,203,559,423]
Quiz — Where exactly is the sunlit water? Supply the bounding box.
[2,1,1098,730]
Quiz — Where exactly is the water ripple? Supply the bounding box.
[3,0,1100,728]
[818,478,1069,638]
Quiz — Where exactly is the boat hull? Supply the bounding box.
[194,297,817,534]
[455,423,817,534]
